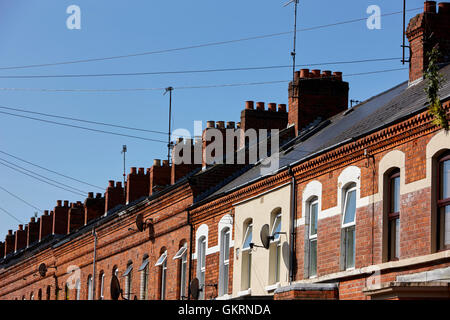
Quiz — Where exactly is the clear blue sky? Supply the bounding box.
[0,0,425,238]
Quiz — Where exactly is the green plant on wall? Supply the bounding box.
[424,46,449,130]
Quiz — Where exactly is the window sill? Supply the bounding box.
[265,283,280,292]
[237,289,251,297]
[216,294,232,300]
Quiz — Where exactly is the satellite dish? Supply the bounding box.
[136,213,145,232]
[38,263,47,277]
[189,278,200,300]
[282,241,290,268]
[110,275,122,300]
[260,224,271,249]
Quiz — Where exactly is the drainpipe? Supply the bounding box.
[92,228,98,300]
[187,210,193,301]
[288,166,297,284]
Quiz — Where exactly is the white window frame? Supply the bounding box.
[342,186,357,228]
[241,223,252,290]
[139,257,149,300]
[173,244,188,299]
[342,185,357,270]
[242,223,253,252]
[75,279,81,300]
[99,273,105,300]
[155,251,167,267]
[87,275,93,300]
[197,237,206,300]
[308,199,319,278]
[161,257,167,300]
[219,227,231,297]
[270,214,282,284]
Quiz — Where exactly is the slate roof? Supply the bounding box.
[210,64,450,196]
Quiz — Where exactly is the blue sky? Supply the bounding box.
[0,0,425,238]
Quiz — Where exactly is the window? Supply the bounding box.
[308,198,318,277]
[269,213,282,284]
[155,250,167,300]
[46,286,51,300]
[64,283,69,300]
[342,184,356,270]
[30,292,34,300]
[38,289,42,300]
[197,237,206,300]
[139,256,149,300]
[387,169,400,260]
[241,222,253,291]
[99,272,105,300]
[174,244,188,299]
[87,275,93,300]
[438,152,450,251]
[219,228,231,296]
[113,265,119,277]
[75,279,81,300]
[123,262,133,300]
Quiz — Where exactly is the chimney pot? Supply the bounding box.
[206,121,215,128]
[109,180,115,187]
[439,2,450,14]
[116,182,122,188]
[294,71,300,81]
[19,225,23,231]
[278,104,287,112]
[322,70,332,78]
[96,193,102,198]
[88,192,94,199]
[300,69,310,78]
[226,121,235,129]
[311,69,321,78]
[176,137,183,144]
[216,121,225,129]
[131,167,137,174]
[333,72,343,81]
[268,103,277,111]
[236,122,241,128]
[162,160,169,167]
[64,200,69,207]
[57,200,62,207]
[425,1,437,13]
[153,159,161,167]
[31,217,35,223]
[138,167,145,174]
[245,101,254,110]
[256,102,265,110]
[8,230,12,236]
[44,210,49,216]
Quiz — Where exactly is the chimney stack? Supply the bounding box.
[4,230,14,257]
[240,100,288,134]
[172,139,201,183]
[126,167,150,203]
[27,217,40,247]
[14,225,27,252]
[0,242,4,259]
[105,181,125,214]
[406,1,450,84]
[67,202,85,233]
[288,69,349,134]
[84,193,105,224]
[39,210,53,241]
[149,159,172,195]
[52,200,70,235]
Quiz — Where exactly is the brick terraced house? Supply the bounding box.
[0,1,449,301]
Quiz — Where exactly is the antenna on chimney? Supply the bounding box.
[121,145,127,192]
[164,87,174,165]
[284,0,300,82]
[401,0,410,64]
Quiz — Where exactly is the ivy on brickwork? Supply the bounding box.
[424,46,449,131]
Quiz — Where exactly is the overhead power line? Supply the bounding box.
[0,67,408,93]
[0,157,87,194]
[0,8,420,71]
[0,159,86,197]
[0,109,168,143]
[0,185,43,213]
[0,205,24,224]
[0,150,103,190]
[0,58,402,79]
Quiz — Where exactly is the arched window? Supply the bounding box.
[438,151,450,251]
[64,283,70,300]
[241,220,253,291]
[308,197,319,277]
[386,168,400,261]
[139,256,149,300]
[112,265,119,277]
[155,249,168,300]
[269,210,282,285]
[75,279,81,300]
[30,292,34,300]
[87,275,93,300]
[99,272,105,300]
[197,237,206,300]
[174,243,188,299]
[46,286,51,300]
[123,261,133,300]
[341,183,356,270]
[219,228,231,296]
[38,289,42,300]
